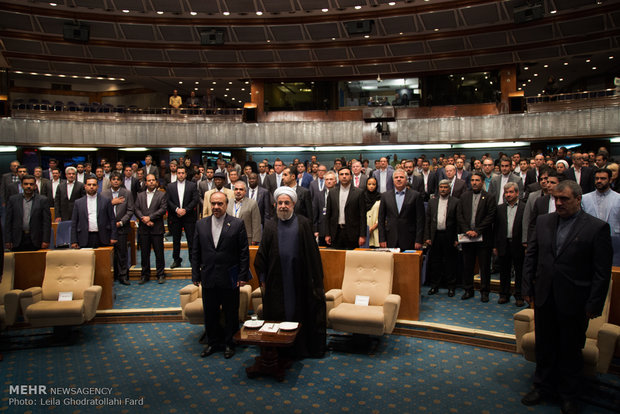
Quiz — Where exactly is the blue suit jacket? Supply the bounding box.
[71,194,118,247]
[582,189,620,266]
[297,172,313,189]
[191,214,250,289]
[373,167,395,192]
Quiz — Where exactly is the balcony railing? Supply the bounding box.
[526,88,620,113]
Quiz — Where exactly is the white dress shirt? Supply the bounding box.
[87,194,98,232]
[176,180,185,210]
[338,184,350,225]
[437,196,448,230]
[212,214,225,248]
[146,189,156,209]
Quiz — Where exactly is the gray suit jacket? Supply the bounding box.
[487,173,523,204]
[227,197,262,245]
[102,187,134,235]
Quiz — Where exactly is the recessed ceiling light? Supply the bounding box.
[122,9,129,13]
[256,11,263,15]
[120,78,126,81]
[226,88,229,91]
[609,56,614,60]
[331,37,336,40]
[71,75,78,78]
[59,74,66,77]
[592,66,597,70]
[195,81,199,84]
[388,1,396,5]
[44,73,52,77]
[194,87,198,90]
[586,58,591,63]
[563,62,568,65]
[550,9,557,13]
[522,83,526,87]
[232,98,236,100]
[434,28,439,31]
[527,79,531,83]
[190,11,197,16]
[212,81,216,84]
[210,88,214,91]
[355,5,362,9]
[241,88,245,91]
[321,8,328,12]
[524,66,529,70]
[533,73,538,77]
[543,64,549,68]
[267,39,270,42]
[229,81,233,84]
[224,94,228,97]
[559,78,564,81]
[245,81,249,84]
[49,2,57,6]
[179,81,183,84]
[399,32,403,35]
[156,11,164,14]
[364,35,369,38]
[223,11,230,16]
[518,87,522,91]
[96,76,104,80]
[84,76,92,79]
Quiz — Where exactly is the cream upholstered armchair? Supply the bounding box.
[326,250,401,338]
[1,253,21,331]
[20,250,101,333]
[514,280,620,376]
[179,284,252,324]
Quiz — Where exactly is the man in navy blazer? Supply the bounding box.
[247,173,272,225]
[4,174,51,251]
[167,165,199,268]
[103,172,134,285]
[378,169,425,250]
[372,157,395,193]
[296,163,313,189]
[192,192,249,359]
[71,177,117,248]
[522,180,612,413]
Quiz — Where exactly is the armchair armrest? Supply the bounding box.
[596,323,620,374]
[383,294,401,334]
[251,287,263,314]
[83,285,102,322]
[239,284,252,321]
[513,308,535,354]
[3,289,23,326]
[20,287,42,315]
[325,289,343,328]
[179,284,199,310]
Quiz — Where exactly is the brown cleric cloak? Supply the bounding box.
[254,214,326,358]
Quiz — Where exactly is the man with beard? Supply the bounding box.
[581,169,620,266]
[254,186,326,358]
[202,172,234,217]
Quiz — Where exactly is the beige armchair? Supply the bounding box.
[514,280,620,376]
[179,284,252,325]
[326,250,400,337]
[20,250,101,331]
[1,253,21,330]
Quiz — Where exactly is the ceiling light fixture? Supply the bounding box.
[223,11,230,16]
[524,66,529,70]
[190,11,197,16]
[550,9,557,14]
[592,66,597,70]
[543,64,549,68]
[388,2,396,5]
[563,62,568,65]
[322,8,328,12]
[256,11,263,15]
[122,9,129,13]
[355,6,362,9]
[179,81,183,84]
[610,56,614,60]
[156,11,164,14]
[559,78,564,81]
[364,35,369,38]
[195,81,199,84]
[49,2,57,6]
[586,58,591,63]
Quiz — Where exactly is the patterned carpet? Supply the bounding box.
[1,323,618,413]
[113,279,190,309]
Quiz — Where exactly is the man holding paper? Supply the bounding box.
[457,172,496,302]
[254,186,327,359]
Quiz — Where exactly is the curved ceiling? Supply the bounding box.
[1,0,619,104]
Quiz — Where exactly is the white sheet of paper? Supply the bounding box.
[259,323,280,333]
[355,295,370,306]
[457,233,483,243]
[58,292,73,301]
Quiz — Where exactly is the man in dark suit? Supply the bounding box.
[103,172,134,285]
[524,153,546,188]
[122,165,140,202]
[457,172,497,302]
[309,164,328,199]
[167,165,198,269]
[135,174,168,284]
[5,165,29,200]
[192,191,249,359]
[70,177,117,249]
[257,161,269,188]
[378,169,425,250]
[521,180,612,413]
[425,179,460,297]
[325,167,366,249]
[438,165,467,199]
[4,174,51,251]
[351,160,368,190]
[42,158,59,181]
[488,157,524,205]
[313,171,337,246]
[455,157,472,189]
[33,166,53,203]
[420,159,437,201]
[54,166,85,222]
[296,163,313,189]
[281,167,313,220]
[528,170,561,237]
[564,152,594,194]
[372,157,395,193]
[264,158,285,195]
[143,155,159,180]
[492,182,526,306]
[247,173,272,225]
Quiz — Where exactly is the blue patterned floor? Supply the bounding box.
[133,249,190,270]
[1,323,617,413]
[114,279,191,309]
[419,289,520,334]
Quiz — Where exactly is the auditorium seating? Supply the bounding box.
[19,250,101,332]
[179,283,252,324]
[1,254,21,331]
[514,280,620,375]
[326,250,400,337]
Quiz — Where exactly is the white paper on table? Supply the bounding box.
[259,323,280,333]
[58,292,73,301]
[355,295,370,306]
[457,233,483,243]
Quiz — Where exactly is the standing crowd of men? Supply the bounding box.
[1,147,616,411]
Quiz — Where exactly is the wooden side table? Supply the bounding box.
[234,323,299,382]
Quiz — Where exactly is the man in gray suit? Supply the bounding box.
[103,171,134,285]
[228,181,262,246]
[33,166,53,204]
[488,157,523,205]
